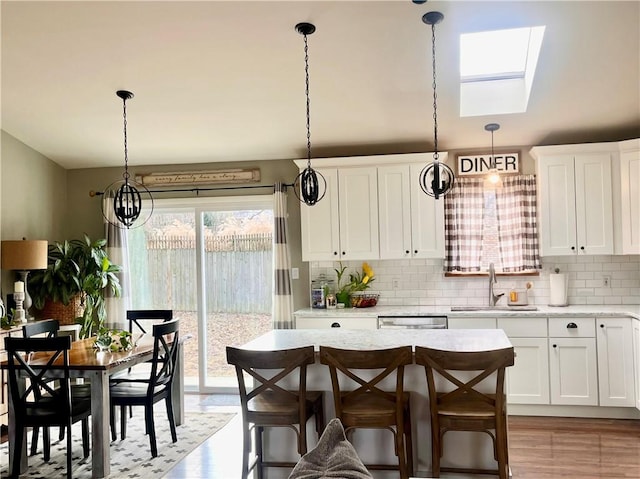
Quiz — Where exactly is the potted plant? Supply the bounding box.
[334,262,376,307]
[29,235,122,338]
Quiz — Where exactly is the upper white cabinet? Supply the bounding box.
[532,143,614,256]
[298,166,378,261]
[377,163,444,259]
[296,153,444,262]
[617,139,640,254]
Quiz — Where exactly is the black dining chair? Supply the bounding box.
[22,319,91,458]
[109,319,180,457]
[5,335,91,479]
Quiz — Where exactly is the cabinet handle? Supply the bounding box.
[580,246,585,251]
[553,344,557,348]
[405,250,410,254]
[331,322,341,328]
[571,246,575,250]
[342,251,346,256]
[600,324,605,328]
[414,250,418,254]
[567,322,577,329]
[333,251,338,256]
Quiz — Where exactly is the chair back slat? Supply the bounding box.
[148,319,180,392]
[23,319,60,338]
[127,310,173,334]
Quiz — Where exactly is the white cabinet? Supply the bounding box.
[618,139,640,254]
[548,317,598,406]
[498,317,549,405]
[596,317,635,407]
[377,163,444,259]
[299,166,378,261]
[448,316,497,329]
[294,314,378,330]
[532,144,614,256]
[633,318,640,411]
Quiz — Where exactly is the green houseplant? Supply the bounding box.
[29,235,122,338]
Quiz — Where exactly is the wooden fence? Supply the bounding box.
[129,233,273,313]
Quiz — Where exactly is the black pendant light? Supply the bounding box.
[418,11,455,200]
[102,90,153,229]
[293,22,326,206]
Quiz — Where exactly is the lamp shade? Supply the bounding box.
[1,240,48,270]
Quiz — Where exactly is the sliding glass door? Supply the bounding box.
[127,196,273,391]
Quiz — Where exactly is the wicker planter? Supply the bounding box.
[34,295,85,325]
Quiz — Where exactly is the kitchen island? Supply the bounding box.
[240,328,514,478]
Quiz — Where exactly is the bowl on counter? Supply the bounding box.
[350,292,379,308]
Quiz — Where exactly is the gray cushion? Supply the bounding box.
[288,418,373,479]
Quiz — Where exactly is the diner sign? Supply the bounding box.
[456,152,520,177]
[137,168,261,186]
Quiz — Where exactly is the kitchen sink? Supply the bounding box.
[450,306,538,311]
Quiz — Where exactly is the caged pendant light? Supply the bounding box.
[293,22,326,206]
[418,11,455,200]
[484,123,503,188]
[102,90,153,229]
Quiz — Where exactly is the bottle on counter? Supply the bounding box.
[311,274,334,309]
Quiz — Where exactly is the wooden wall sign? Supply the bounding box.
[456,151,520,177]
[136,168,261,186]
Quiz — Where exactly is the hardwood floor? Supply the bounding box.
[165,395,640,479]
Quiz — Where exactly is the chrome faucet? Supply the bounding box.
[488,263,504,307]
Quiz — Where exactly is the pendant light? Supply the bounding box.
[419,11,455,200]
[484,123,503,188]
[102,90,153,229]
[293,22,326,206]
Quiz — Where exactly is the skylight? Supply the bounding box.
[459,26,545,117]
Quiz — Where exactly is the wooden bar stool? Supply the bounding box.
[319,345,413,479]
[414,346,514,479]
[226,346,325,479]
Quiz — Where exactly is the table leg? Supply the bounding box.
[90,370,111,479]
[8,376,27,476]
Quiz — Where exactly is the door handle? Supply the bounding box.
[331,322,341,328]
[566,322,577,329]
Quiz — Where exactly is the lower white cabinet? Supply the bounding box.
[447,317,497,329]
[498,317,549,405]
[596,317,635,407]
[633,319,640,411]
[549,337,598,406]
[295,315,378,330]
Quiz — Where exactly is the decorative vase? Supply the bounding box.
[336,291,351,308]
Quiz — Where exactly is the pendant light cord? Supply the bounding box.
[303,32,312,168]
[122,96,130,183]
[430,21,439,162]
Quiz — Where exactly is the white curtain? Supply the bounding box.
[272,183,294,329]
[102,191,131,330]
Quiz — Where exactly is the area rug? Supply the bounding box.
[0,411,236,479]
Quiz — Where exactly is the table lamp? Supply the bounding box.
[1,239,48,320]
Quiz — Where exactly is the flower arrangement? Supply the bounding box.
[94,327,133,352]
[334,262,376,307]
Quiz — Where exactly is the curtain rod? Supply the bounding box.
[89,182,295,197]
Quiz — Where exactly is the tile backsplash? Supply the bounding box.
[309,255,640,307]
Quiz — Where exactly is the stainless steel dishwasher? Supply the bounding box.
[377,315,448,329]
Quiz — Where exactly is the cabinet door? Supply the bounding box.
[596,317,635,407]
[620,145,640,254]
[300,168,341,261]
[537,156,577,256]
[409,163,445,258]
[378,165,412,259]
[337,167,379,260]
[506,337,550,405]
[448,317,497,329]
[549,337,598,406]
[295,315,378,330]
[574,154,613,254]
[633,319,640,411]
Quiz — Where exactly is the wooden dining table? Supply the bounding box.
[2,332,187,479]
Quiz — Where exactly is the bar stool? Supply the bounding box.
[414,346,514,479]
[226,346,325,479]
[319,345,413,479]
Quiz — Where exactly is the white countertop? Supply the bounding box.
[294,304,640,319]
[240,328,513,353]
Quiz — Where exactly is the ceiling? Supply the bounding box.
[2,1,639,170]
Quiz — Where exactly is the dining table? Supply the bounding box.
[2,332,187,479]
